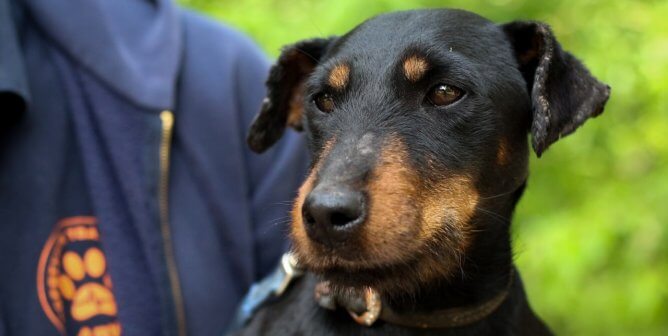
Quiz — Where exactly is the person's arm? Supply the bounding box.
[235,38,310,280]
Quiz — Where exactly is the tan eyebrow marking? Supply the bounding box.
[328,64,350,90]
[403,55,429,82]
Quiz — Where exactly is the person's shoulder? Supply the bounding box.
[175,8,270,134]
[179,8,263,57]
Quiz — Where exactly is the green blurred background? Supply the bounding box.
[180,0,667,334]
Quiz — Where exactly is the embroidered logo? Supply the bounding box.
[37,216,121,336]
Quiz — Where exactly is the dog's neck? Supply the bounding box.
[383,182,525,315]
[384,233,514,315]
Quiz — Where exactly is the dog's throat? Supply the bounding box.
[313,271,514,329]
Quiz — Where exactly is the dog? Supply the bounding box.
[237,8,610,335]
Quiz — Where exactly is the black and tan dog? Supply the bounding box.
[239,8,609,335]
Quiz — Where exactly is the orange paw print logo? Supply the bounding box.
[59,248,117,322]
[38,217,121,336]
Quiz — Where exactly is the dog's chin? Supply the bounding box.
[294,247,459,295]
[319,264,406,291]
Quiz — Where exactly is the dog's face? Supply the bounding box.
[248,9,609,293]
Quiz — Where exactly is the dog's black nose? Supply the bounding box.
[302,187,366,245]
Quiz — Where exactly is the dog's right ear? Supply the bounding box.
[247,37,337,153]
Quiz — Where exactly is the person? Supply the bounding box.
[0,0,308,335]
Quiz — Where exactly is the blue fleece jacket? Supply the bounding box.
[0,0,308,335]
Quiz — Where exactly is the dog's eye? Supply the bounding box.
[314,93,335,113]
[426,84,463,107]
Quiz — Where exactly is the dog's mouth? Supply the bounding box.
[291,215,426,277]
[296,241,408,269]
[290,221,468,293]
[296,247,426,289]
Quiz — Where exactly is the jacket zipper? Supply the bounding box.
[159,110,187,336]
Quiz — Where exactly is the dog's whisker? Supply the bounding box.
[476,208,510,224]
[479,188,520,200]
[266,216,292,228]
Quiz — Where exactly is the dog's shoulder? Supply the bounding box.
[234,273,337,336]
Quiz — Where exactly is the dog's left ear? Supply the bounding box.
[247,37,337,153]
[501,21,611,157]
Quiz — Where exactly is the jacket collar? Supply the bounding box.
[21,0,182,110]
[0,0,29,118]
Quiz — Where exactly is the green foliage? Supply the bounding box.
[179,0,668,334]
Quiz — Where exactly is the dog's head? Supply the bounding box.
[248,9,609,293]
